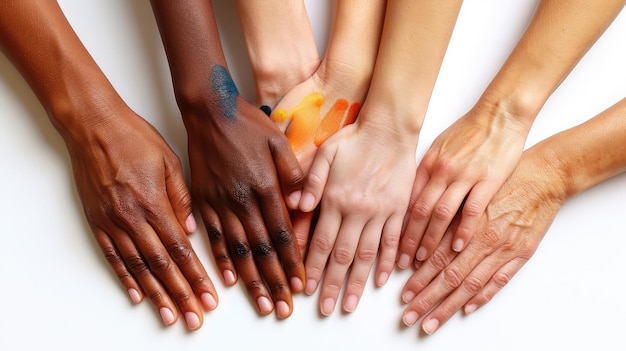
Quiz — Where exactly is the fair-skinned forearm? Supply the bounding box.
[234,0,320,107]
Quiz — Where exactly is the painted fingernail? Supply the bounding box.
[321,297,335,316]
[185,213,197,233]
[401,290,415,304]
[159,307,175,326]
[422,318,440,334]
[377,272,389,286]
[260,105,272,116]
[397,254,411,269]
[184,312,200,330]
[257,296,273,314]
[201,293,217,311]
[343,295,358,312]
[465,304,478,314]
[290,277,304,292]
[416,246,428,261]
[223,270,236,285]
[305,279,317,295]
[402,311,419,326]
[453,238,464,252]
[299,192,315,212]
[276,300,290,319]
[127,288,141,304]
[288,191,302,209]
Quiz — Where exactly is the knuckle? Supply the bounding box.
[492,271,512,288]
[310,235,333,254]
[463,199,483,217]
[228,182,254,211]
[441,267,463,290]
[232,242,252,259]
[429,248,451,271]
[173,290,193,307]
[332,247,354,266]
[206,226,223,242]
[102,246,123,266]
[478,226,501,247]
[251,242,275,259]
[347,277,366,292]
[126,255,149,275]
[245,279,265,294]
[381,233,400,249]
[462,276,484,295]
[306,172,325,191]
[432,203,453,221]
[146,254,172,275]
[355,247,377,263]
[147,290,166,305]
[167,241,194,266]
[410,199,432,220]
[268,281,290,297]
[272,229,294,248]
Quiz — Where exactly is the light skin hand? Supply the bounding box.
[398,0,626,263]
[298,118,418,315]
[400,97,626,334]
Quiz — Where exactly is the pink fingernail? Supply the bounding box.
[184,312,200,330]
[422,318,440,334]
[288,191,302,209]
[453,238,464,252]
[299,192,315,212]
[186,214,197,233]
[343,295,358,312]
[159,307,175,326]
[290,277,304,292]
[397,254,411,269]
[201,293,217,311]
[321,297,335,316]
[416,247,428,261]
[276,301,290,319]
[223,270,236,285]
[402,311,419,326]
[257,296,273,314]
[127,288,141,304]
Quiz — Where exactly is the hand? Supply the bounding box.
[398,103,528,266]
[297,118,417,315]
[184,93,305,319]
[400,148,566,334]
[67,106,217,330]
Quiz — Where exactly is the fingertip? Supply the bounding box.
[299,192,316,212]
[287,190,302,210]
[128,288,142,304]
[222,270,237,286]
[201,292,218,311]
[290,276,304,293]
[185,213,197,234]
[452,238,464,252]
[159,307,176,326]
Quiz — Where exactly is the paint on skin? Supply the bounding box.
[210,64,239,120]
[271,92,360,151]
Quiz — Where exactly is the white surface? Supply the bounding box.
[1,1,625,350]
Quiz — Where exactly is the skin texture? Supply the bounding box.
[291,0,463,315]
[149,0,305,319]
[398,0,626,265]
[400,97,626,334]
[0,1,218,330]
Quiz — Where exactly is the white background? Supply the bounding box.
[1,1,625,350]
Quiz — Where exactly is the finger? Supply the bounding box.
[220,210,274,316]
[453,181,496,252]
[269,136,305,209]
[418,182,470,259]
[149,207,218,313]
[291,210,315,262]
[258,184,305,294]
[317,215,364,316]
[420,256,524,335]
[304,203,342,296]
[374,214,404,287]
[463,257,526,315]
[93,227,143,304]
[198,201,237,286]
[164,157,196,234]
[106,226,178,327]
[128,219,206,330]
[299,142,337,213]
[342,218,385,313]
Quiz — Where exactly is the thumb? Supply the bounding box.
[270,136,305,210]
[165,158,196,234]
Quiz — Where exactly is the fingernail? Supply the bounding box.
[343,294,358,312]
[159,307,175,326]
[305,279,317,295]
[185,214,197,233]
[276,300,290,319]
[321,297,335,316]
[453,238,464,252]
[184,312,200,330]
[397,254,411,269]
[401,290,415,304]
[223,270,236,285]
[377,272,389,286]
[201,293,217,311]
[299,192,315,212]
[257,296,273,314]
[416,246,428,261]
[127,288,141,304]
[290,277,304,292]
[402,311,419,326]
[288,191,302,209]
[422,318,440,334]
[465,304,478,314]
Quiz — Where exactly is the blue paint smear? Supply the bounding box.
[210,65,239,120]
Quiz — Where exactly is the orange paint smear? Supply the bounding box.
[284,93,324,151]
[342,102,360,126]
[313,98,348,147]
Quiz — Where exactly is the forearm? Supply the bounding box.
[534,98,626,201]
[234,0,320,104]
[150,0,231,115]
[317,0,386,95]
[480,0,626,128]
[0,1,124,139]
[361,0,462,137]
